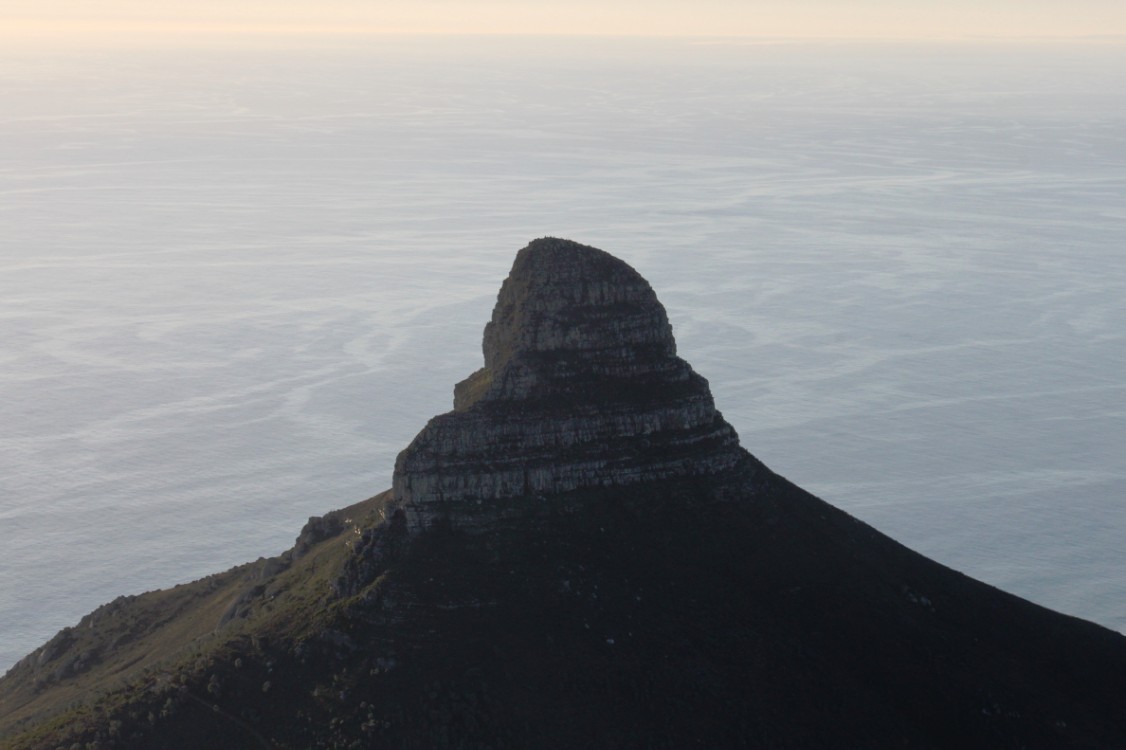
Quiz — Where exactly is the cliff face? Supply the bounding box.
[393,238,747,528]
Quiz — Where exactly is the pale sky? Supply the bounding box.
[2,0,1125,39]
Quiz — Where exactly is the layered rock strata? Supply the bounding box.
[393,238,749,528]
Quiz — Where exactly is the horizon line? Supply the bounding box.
[4,33,1126,45]
[2,20,1126,43]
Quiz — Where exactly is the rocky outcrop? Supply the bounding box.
[393,238,750,529]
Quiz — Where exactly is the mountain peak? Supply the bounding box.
[393,238,747,527]
[5,238,1126,749]
[457,237,677,409]
[477,237,676,383]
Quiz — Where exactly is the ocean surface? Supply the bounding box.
[1,36,1124,673]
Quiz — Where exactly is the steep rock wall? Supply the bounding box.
[393,238,751,529]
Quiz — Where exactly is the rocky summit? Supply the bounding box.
[3,238,1126,750]
[394,238,746,529]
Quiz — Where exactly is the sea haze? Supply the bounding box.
[1,36,1124,672]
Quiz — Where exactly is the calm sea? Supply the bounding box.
[2,36,1124,672]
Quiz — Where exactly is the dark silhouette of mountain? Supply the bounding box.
[3,238,1125,749]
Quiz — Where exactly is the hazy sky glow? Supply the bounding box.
[3,0,1126,40]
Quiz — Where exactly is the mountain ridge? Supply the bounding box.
[2,237,1125,749]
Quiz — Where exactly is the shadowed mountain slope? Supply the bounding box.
[2,238,1125,749]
